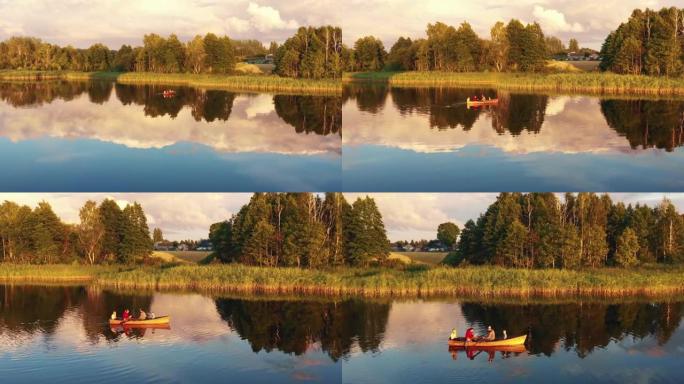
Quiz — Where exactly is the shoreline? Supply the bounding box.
[2,264,683,299]
[0,70,341,95]
[343,71,684,96]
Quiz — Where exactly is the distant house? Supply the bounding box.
[154,241,175,251]
[196,239,214,252]
[588,53,600,61]
[567,52,584,61]
[177,243,190,251]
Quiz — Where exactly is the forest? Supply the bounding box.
[209,193,390,268]
[445,193,684,268]
[2,193,682,271]
[0,199,152,265]
[600,7,684,76]
[345,19,576,73]
[0,26,342,79]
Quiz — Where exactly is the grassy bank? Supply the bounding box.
[0,70,341,95]
[1,263,683,298]
[344,71,684,96]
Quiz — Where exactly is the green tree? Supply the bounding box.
[490,21,509,71]
[119,202,153,263]
[437,222,460,250]
[568,38,580,52]
[78,200,105,265]
[353,36,386,71]
[345,197,390,266]
[185,35,206,74]
[615,227,639,267]
[99,199,124,262]
[152,228,164,243]
[113,44,135,71]
[209,220,233,263]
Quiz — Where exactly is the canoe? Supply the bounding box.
[109,315,170,326]
[449,344,527,353]
[466,99,498,106]
[448,334,526,347]
[110,323,170,331]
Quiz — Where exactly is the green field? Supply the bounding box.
[344,70,684,96]
[2,263,683,298]
[0,70,341,95]
[390,252,448,265]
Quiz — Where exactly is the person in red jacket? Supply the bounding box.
[122,309,131,322]
[465,327,475,342]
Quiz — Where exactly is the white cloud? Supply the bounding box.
[0,0,331,47]
[532,5,583,33]
[246,2,299,32]
[0,193,251,240]
[342,0,677,50]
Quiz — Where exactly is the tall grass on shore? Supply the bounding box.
[345,71,684,96]
[0,70,341,95]
[2,263,683,299]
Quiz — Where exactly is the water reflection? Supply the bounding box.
[0,81,342,191]
[343,85,684,191]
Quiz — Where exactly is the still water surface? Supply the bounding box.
[1,285,682,383]
[343,84,684,191]
[0,81,341,191]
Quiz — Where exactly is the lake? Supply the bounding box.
[2,285,683,383]
[342,84,684,191]
[0,81,341,191]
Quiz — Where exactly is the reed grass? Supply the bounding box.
[344,71,684,96]
[116,72,340,95]
[0,70,341,95]
[1,263,683,299]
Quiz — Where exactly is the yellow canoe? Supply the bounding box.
[449,344,527,353]
[466,99,498,106]
[448,334,526,347]
[109,315,170,326]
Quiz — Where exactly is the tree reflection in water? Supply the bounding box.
[344,84,684,151]
[0,81,341,135]
[1,285,682,362]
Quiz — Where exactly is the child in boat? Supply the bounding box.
[122,309,131,321]
[465,327,475,342]
[449,328,458,340]
[111,311,117,320]
[139,310,147,320]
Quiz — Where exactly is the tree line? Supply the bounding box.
[600,7,684,76]
[209,193,390,268]
[0,199,152,264]
[346,19,561,72]
[274,26,343,79]
[0,26,342,79]
[445,193,684,268]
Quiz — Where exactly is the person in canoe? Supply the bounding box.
[474,325,496,341]
[122,309,131,322]
[465,327,475,342]
[449,328,458,340]
[111,311,117,320]
[139,309,147,320]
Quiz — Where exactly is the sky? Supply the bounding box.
[2,1,681,50]
[342,0,684,50]
[0,0,341,48]
[1,193,683,242]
